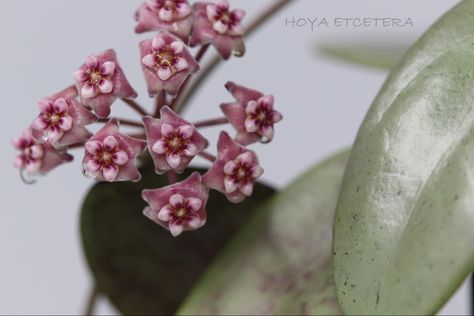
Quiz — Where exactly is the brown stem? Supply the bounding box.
[121,98,150,117]
[199,151,217,163]
[169,44,210,112]
[193,117,228,128]
[154,91,167,117]
[167,171,178,184]
[83,284,99,316]
[127,133,146,139]
[175,0,295,114]
[97,118,143,128]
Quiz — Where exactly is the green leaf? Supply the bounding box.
[333,1,474,315]
[317,38,410,70]
[80,164,275,315]
[178,150,349,315]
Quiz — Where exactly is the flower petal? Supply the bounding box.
[152,139,168,154]
[236,151,253,165]
[85,140,102,155]
[32,118,48,130]
[152,36,166,51]
[223,160,237,175]
[157,65,173,81]
[86,55,99,68]
[161,123,175,138]
[240,182,254,196]
[245,118,258,133]
[178,125,193,139]
[213,20,229,34]
[224,176,238,193]
[245,100,259,114]
[158,205,173,222]
[100,61,116,76]
[103,164,119,182]
[170,41,184,54]
[174,57,188,72]
[167,151,181,169]
[113,150,129,165]
[183,143,198,157]
[30,145,44,159]
[98,79,113,94]
[187,216,202,229]
[186,198,203,212]
[142,54,156,69]
[206,4,218,21]
[251,165,264,178]
[159,7,173,22]
[73,70,88,82]
[103,135,119,150]
[85,159,101,173]
[169,194,184,208]
[47,129,64,143]
[260,125,274,140]
[59,116,73,131]
[169,222,184,237]
[271,110,283,123]
[81,84,96,99]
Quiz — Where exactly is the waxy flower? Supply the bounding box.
[13,129,73,176]
[190,0,245,59]
[135,0,194,40]
[143,172,209,236]
[140,32,199,97]
[203,131,263,203]
[143,106,208,174]
[82,119,146,182]
[73,50,137,118]
[32,91,97,147]
[221,82,282,145]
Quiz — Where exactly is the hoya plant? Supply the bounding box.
[12,0,473,315]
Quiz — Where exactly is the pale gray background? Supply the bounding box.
[0,0,471,314]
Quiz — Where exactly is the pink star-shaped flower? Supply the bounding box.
[135,0,194,41]
[140,31,199,97]
[143,106,208,174]
[190,0,245,59]
[203,131,263,203]
[31,89,97,147]
[142,172,209,236]
[73,49,137,118]
[82,119,146,182]
[13,128,73,176]
[221,81,283,145]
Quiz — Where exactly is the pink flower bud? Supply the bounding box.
[190,0,246,59]
[142,172,209,236]
[31,89,97,147]
[13,128,73,176]
[135,0,194,41]
[82,119,146,182]
[140,31,199,97]
[73,49,137,118]
[220,82,283,145]
[203,131,263,203]
[143,106,208,174]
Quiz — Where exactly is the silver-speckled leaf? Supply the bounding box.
[178,150,349,315]
[333,1,474,315]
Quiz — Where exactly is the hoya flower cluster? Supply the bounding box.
[13,0,282,237]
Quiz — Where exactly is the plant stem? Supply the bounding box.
[121,98,150,117]
[97,118,143,128]
[199,151,217,163]
[167,171,178,184]
[193,117,228,128]
[175,0,295,114]
[154,91,167,117]
[170,44,210,112]
[83,284,99,316]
